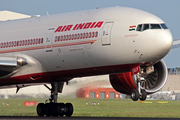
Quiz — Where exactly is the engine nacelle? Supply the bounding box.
[109,60,167,95]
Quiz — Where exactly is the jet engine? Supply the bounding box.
[109,60,167,101]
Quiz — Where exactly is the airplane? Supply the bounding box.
[0,6,173,117]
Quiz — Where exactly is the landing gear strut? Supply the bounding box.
[131,74,147,101]
[36,82,73,117]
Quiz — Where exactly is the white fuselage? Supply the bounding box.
[0,7,173,86]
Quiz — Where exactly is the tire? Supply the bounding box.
[131,89,139,101]
[45,103,52,117]
[36,103,45,116]
[65,103,73,117]
[58,103,65,117]
[140,89,147,101]
[52,103,59,116]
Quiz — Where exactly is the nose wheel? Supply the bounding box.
[140,89,147,101]
[131,75,147,101]
[131,89,147,101]
[36,82,74,117]
[131,89,139,101]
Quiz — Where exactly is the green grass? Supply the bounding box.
[0,98,180,117]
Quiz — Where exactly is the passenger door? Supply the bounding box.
[46,28,54,52]
[102,22,114,46]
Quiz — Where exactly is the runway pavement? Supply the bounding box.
[0,117,178,120]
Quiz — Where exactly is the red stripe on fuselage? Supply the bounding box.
[52,40,96,48]
[0,46,45,54]
[0,63,140,87]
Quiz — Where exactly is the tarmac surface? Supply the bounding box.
[0,117,178,120]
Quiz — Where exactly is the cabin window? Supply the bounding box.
[58,36,60,41]
[17,41,19,46]
[20,41,22,46]
[77,34,79,39]
[95,31,98,37]
[66,35,68,40]
[41,38,43,43]
[83,33,85,38]
[80,33,82,39]
[89,32,91,38]
[55,36,57,42]
[28,40,30,45]
[72,34,74,39]
[32,39,35,44]
[9,42,11,47]
[86,33,88,38]
[12,42,14,47]
[61,35,63,41]
[14,41,16,46]
[36,39,38,44]
[24,40,27,45]
[92,32,94,37]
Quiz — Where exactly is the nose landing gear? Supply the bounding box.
[131,89,147,101]
[131,74,147,101]
[36,82,74,117]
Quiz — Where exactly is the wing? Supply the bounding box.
[0,54,48,92]
[0,56,28,78]
[172,39,180,49]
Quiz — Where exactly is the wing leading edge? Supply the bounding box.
[172,39,180,49]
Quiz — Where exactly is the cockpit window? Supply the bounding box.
[136,24,142,31]
[160,24,168,29]
[142,24,149,31]
[136,23,168,31]
[150,24,161,29]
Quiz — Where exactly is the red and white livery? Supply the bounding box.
[0,7,173,116]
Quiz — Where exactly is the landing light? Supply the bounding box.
[17,57,28,66]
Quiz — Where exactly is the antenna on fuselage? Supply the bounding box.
[46,11,49,16]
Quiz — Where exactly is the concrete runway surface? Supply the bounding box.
[0,117,178,120]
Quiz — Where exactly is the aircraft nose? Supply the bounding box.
[154,30,173,53]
